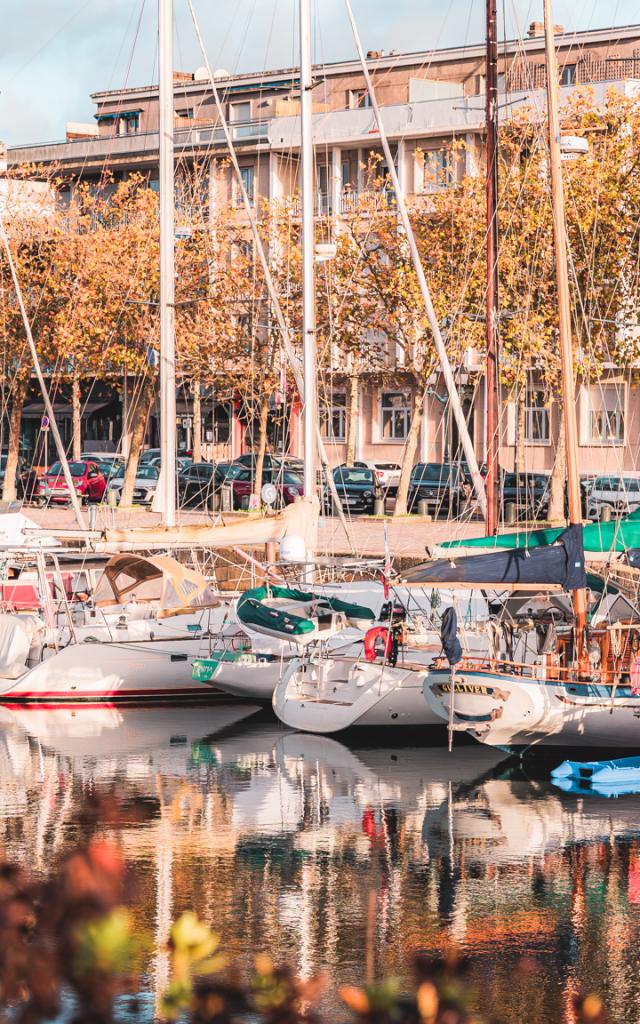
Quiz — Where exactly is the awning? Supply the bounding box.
[95,109,141,122]
[22,402,110,419]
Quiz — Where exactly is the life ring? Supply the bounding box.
[364,626,393,663]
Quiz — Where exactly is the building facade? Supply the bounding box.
[6,22,640,474]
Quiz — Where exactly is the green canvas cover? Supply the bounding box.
[439,508,640,554]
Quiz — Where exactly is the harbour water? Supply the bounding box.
[2,702,640,1021]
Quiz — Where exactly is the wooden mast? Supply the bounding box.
[543,0,587,649]
[485,0,500,536]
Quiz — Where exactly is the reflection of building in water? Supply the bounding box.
[3,708,640,1021]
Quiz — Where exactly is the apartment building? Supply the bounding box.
[7,22,640,473]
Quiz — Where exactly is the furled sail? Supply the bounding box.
[99,496,319,553]
[406,524,586,591]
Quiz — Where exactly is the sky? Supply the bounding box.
[1,0,638,147]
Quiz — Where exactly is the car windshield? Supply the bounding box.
[283,471,303,484]
[412,463,454,484]
[136,466,158,480]
[226,464,249,480]
[335,468,373,484]
[49,462,85,477]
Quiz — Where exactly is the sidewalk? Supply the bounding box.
[26,504,483,559]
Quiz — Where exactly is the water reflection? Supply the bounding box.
[2,706,640,1021]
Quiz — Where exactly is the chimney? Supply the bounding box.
[527,20,564,37]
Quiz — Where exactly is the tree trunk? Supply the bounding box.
[119,378,154,507]
[192,381,202,463]
[547,411,566,523]
[254,393,270,503]
[393,387,424,516]
[71,374,82,462]
[345,371,359,465]
[515,384,526,476]
[3,374,28,501]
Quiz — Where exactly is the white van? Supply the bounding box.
[584,473,640,518]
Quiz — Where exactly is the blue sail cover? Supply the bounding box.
[404,524,587,591]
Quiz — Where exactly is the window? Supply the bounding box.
[230,101,251,123]
[230,101,254,139]
[525,387,550,443]
[423,149,454,193]
[321,393,346,441]
[585,385,625,445]
[381,392,411,441]
[349,88,372,110]
[176,107,195,119]
[342,162,351,188]
[236,165,255,206]
[560,64,576,86]
[117,111,140,135]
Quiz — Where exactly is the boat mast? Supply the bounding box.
[343,0,487,519]
[543,0,587,640]
[158,0,177,528]
[485,0,500,536]
[299,0,318,505]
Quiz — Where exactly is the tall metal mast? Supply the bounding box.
[543,0,587,639]
[343,0,487,518]
[485,0,500,536]
[299,0,317,503]
[158,0,177,527]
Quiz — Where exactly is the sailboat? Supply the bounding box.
[270,0,496,733]
[422,0,640,750]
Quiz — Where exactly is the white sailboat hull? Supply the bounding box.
[0,613,228,705]
[273,655,440,733]
[424,667,640,748]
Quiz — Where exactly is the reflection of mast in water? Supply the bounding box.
[152,777,174,1017]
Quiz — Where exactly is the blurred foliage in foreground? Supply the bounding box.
[0,834,609,1024]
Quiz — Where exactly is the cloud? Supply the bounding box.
[1,0,638,147]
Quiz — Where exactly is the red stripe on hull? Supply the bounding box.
[0,686,227,707]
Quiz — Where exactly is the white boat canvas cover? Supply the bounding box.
[92,553,219,618]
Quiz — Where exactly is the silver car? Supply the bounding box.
[107,464,159,505]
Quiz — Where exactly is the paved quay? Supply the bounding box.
[26,505,483,559]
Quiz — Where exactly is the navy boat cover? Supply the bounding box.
[404,524,586,591]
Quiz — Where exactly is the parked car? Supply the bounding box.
[39,460,106,505]
[324,467,379,515]
[338,460,401,495]
[583,473,640,519]
[139,448,161,466]
[96,458,125,487]
[81,450,120,464]
[178,462,221,508]
[234,453,305,473]
[499,471,551,521]
[230,467,305,509]
[107,464,159,506]
[407,462,465,516]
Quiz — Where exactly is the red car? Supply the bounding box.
[40,460,107,505]
[228,467,304,509]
